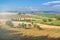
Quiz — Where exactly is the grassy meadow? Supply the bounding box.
[32,13,60,26]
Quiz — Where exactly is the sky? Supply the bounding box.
[0,0,60,12]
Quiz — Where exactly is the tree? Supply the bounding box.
[34,24,42,30]
[18,12,21,15]
[6,21,14,27]
[18,23,27,28]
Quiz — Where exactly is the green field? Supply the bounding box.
[31,13,60,26]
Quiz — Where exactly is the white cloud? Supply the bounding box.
[19,6,38,11]
[42,1,60,5]
[0,5,39,11]
[53,5,60,7]
[28,7,38,11]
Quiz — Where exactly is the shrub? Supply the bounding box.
[6,21,14,27]
[42,18,48,22]
[18,23,23,28]
[31,22,34,24]
[48,18,57,22]
[34,24,42,30]
[48,19,52,22]
[18,23,27,28]
[28,24,32,27]
[18,23,32,29]
[19,24,32,29]
[23,24,26,28]
[18,12,21,15]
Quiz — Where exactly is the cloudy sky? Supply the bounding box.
[0,0,60,12]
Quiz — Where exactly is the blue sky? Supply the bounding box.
[0,0,60,11]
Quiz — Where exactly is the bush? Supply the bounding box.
[28,24,32,27]
[18,23,32,29]
[48,18,57,22]
[34,24,42,30]
[18,23,23,28]
[18,23,25,28]
[6,21,14,27]
[42,18,48,22]
[48,19,52,22]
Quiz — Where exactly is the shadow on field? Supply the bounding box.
[0,34,60,40]
[20,35,60,40]
[0,27,20,40]
[0,27,60,40]
[8,34,60,40]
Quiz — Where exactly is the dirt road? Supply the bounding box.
[38,24,60,29]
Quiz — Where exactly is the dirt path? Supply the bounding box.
[37,23,60,29]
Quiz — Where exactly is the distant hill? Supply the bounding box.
[26,11,60,14]
[0,11,60,14]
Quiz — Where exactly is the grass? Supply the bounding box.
[31,14,60,26]
[52,20,60,26]
[32,14,57,18]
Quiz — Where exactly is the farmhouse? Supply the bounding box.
[11,13,36,21]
